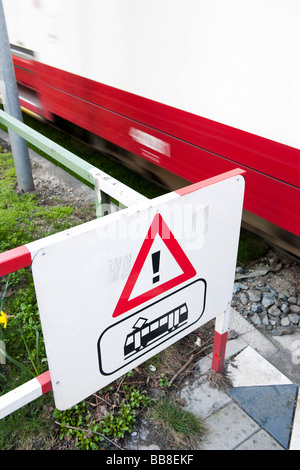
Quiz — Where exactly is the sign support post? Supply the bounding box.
[211,307,231,373]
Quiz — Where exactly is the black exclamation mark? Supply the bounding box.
[152,251,160,284]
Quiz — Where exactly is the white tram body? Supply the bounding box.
[2,0,300,243]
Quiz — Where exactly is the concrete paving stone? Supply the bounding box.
[194,355,212,375]
[200,402,259,450]
[180,380,232,419]
[227,346,293,387]
[229,308,278,358]
[228,384,298,449]
[235,429,284,450]
[272,330,300,360]
[224,336,248,359]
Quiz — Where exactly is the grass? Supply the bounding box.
[237,229,269,263]
[0,150,78,370]
[147,397,206,449]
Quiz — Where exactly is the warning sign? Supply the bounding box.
[112,213,197,318]
[31,170,245,410]
[99,212,206,375]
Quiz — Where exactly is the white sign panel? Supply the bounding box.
[32,171,245,410]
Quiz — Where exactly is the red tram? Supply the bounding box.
[2,0,300,251]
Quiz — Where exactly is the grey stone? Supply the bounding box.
[269,287,278,296]
[288,313,299,324]
[272,326,295,336]
[233,282,249,294]
[278,293,288,302]
[240,293,249,305]
[231,294,239,307]
[258,286,270,292]
[262,295,275,309]
[262,315,269,326]
[268,305,281,317]
[251,304,263,314]
[248,290,262,302]
[280,303,289,315]
[280,316,290,327]
[289,305,300,314]
[250,313,262,326]
[235,266,244,275]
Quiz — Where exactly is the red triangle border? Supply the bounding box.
[112,213,197,318]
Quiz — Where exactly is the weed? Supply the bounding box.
[0,318,47,378]
[158,372,172,388]
[53,386,151,450]
[0,395,54,449]
[146,397,206,449]
[237,230,269,263]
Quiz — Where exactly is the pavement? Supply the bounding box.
[186,308,300,450]
[127,307,300,451]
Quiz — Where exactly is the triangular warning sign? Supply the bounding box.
[112,213,196,318]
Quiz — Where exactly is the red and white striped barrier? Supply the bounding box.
[0,245,32,277]
[0,241,53,419]
[0,168,245,417]
[0,371,51,419]
[0,232,70,277]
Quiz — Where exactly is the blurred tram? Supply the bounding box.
[1,0,300,255]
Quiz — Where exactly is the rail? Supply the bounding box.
[0,108,149,216]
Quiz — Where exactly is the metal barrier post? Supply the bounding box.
[0,0,34,192]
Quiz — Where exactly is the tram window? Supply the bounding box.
[125,335,134,346]
[141,326,149,336]
[160,316,167,326]
[150,321,159,331]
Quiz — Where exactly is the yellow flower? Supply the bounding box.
[0,310,7,328]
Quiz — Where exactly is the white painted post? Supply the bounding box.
[211,307,230,373]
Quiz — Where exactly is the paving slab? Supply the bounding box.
[200,402,259,450]
[235,429,284,450]
[180,380,232,419]
[229,384,298,449]
[227,346,293,387]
